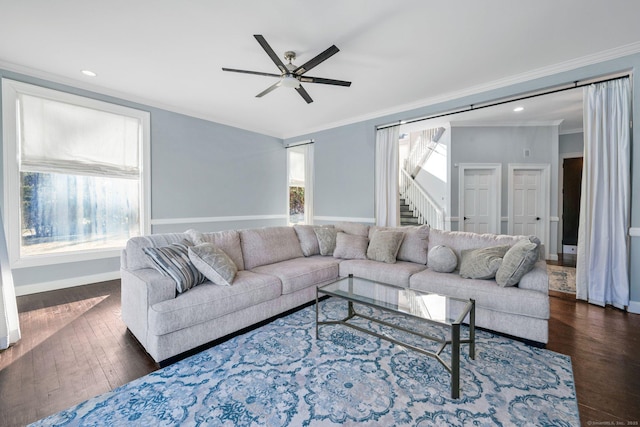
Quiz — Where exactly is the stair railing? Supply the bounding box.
[399,168,445,230]
[405,127,445,177]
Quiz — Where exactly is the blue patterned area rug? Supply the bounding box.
[31,298,579,426]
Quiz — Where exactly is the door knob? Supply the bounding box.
[536,217,541,221]
[464,216,469,220]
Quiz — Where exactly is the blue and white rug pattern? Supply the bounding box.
[31,299,579,426]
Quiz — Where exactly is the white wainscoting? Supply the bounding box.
[15,271,121,296]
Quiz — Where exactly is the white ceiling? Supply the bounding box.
[1,0,639,139]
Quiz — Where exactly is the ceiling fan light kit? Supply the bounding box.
[222,34,351,104]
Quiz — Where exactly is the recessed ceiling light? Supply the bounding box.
[81,70,97,77]
[513,106,524,112]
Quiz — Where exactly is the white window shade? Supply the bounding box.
[19,94,140,178]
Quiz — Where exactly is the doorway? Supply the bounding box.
[560,155,583,265]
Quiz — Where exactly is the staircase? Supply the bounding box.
[400,198,420,226]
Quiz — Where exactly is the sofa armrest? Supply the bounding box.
[517,260,549,294]
[121,268,176,348]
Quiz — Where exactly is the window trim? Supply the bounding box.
[1,79,151,268]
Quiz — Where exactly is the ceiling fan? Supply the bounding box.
[222,35,351,104]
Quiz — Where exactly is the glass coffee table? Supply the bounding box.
[316,274,475,399]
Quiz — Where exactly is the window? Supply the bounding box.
[2,79,150,267]
[286,143,314,225]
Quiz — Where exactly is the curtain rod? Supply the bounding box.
[285,139,314,148]
[376,73,631,131]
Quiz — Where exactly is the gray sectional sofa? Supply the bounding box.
[121,223,549,364]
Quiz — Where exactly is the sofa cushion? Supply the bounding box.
[315,227,338,256]
[240,227,304,270]
[335,221,369,237]
[339,260,427,287]
[369,225,430,264]
[124,233,189,270]
[428,245,458,273]
[188,243,237,286]
[143,240,206,294]
[459,245,510,279]
[333,232,368,260]
[186,229,245,271]
[409,268,549,319]
[251,256,340,295]
[148,270,282,335]
[367,230,404,263]
[496,238,540,287]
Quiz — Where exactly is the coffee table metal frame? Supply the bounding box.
[315,274,475,399]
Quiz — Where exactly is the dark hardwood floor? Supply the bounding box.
[1,275,639,426]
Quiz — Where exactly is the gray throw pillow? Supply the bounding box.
[459,245,510,279]
[143,240,206,294]
[314,227,338,256]
[496,238,540,287]
[294,224,335,257]
[335,221,370,237]
[428,245,457,273]
[367,230,405,264]
[188,243,237,286]
[333,232,368,260]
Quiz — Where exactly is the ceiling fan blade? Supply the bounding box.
[222,68,281,78]
[256,81,282,98]
[299,76,351,87]
[295,85,313,104]
[293,45,340,76]
[254,35,288,74]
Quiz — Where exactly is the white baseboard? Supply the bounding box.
[14,271,121,296]
[547,254,559,261]
[628,300,640,314]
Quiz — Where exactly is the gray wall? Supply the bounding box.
[559,132,584,154]
[285,121,376,222]
[0,69,285,293]
[449,125,559,257]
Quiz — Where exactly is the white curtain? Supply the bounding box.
[304,144,314,225]
[375,126,400,226]
[576,78,630,309]
[0,211,20,349]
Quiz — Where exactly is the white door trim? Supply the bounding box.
[508,163,551,260]
[458,163,502,234]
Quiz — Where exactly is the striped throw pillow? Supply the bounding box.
[143,240,206,294]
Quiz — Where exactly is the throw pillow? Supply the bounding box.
[188,243,237,286]
[368,225,430,264]
[333,232,368,260]
[496,238,540,287]
[367,230,405,264]
[143,240,206,294]
[459,245,510,279]
[294,224,335,256]
[428,245,458,273]
[314,227,338,256]
[335,221,370,237]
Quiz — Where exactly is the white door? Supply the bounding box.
[511,169,544,237]
[462,169,497,233]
